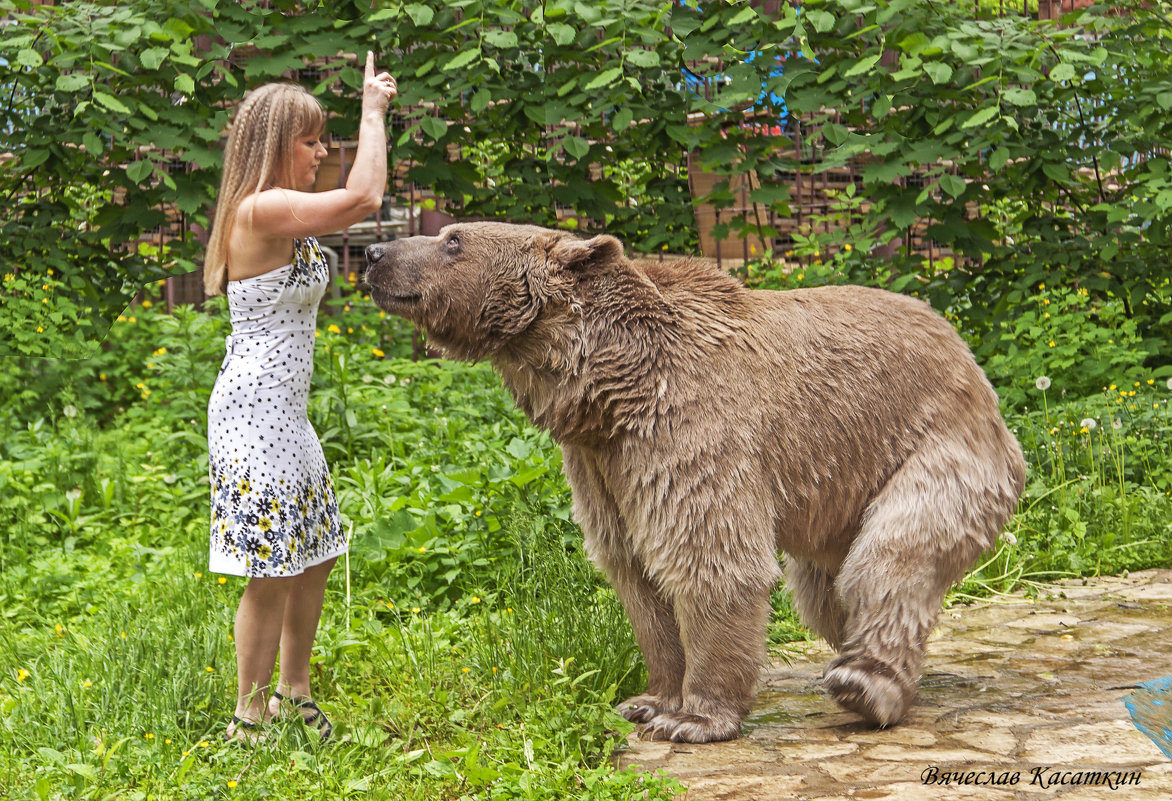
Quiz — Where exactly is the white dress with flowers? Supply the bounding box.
[207,237,345,577]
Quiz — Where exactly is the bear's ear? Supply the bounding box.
[545,234,624,270]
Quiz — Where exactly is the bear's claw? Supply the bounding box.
[638,711,741,743]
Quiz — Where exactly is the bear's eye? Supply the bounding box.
[445,234,460,254]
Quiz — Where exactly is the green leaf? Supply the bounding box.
[611,107,633,131]
[989,147,1010,172]
[470,88,491,114]
[547,22,576,46]
[923,62,953,85]
[420,116,447,141]
[1042,162,1070,182]
[16,48,43,69]
[174,73,195,95]
[1157,92,1172,110]
[92,90,131,115]
[442,49,481,72]
[728,5,760,26]
[127,160,154,183]
[584,67,623,91]
[483,30,518,49]
[54,74,88,92]
[403,3,435,26]
[140,47,168,70]
[939,173,966,198]
[625,49,660,69]
[1050,63,1076,82]
[963,105,1000,129]
[843,53,881,79]
[1002,87,1036,107]
[563,136,590,159]
[806,9,834,32]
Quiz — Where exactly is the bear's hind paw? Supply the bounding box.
[638,711,741,743]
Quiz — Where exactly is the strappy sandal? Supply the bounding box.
[272,690,333,742]
[225,714,265,745]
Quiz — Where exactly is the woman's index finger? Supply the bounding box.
[365,51,375,79]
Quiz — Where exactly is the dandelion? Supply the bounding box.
[1148,379,1155,385]
[63,404,77,418]
[206,666,215,672]
[327,324,341,334]
[1035,376,1052,391]
[120,632,127,639]
[228,780,238,789]
[1002,532,1018,546]
[1113,419,1122,430]
[372,347,385,358]
[145,733,155,740]
[1167,378,1172,391]
[199,741,210,748]
[1079,418,1097,431]
[16,669,30,683]
[55,623,65,637]
[84,680,92,687]
[153,347,166,356]
[462,667,471,674]
[218,577,227,585]
[412,607,421,614]
[165,738,171,744]
[470,596,481,604]
[1048,340,1056,348]
[194,572,203,579]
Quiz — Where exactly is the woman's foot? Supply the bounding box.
[270,690,333,741]
[224,714,265,745]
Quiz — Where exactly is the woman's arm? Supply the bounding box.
[238,52,397,239]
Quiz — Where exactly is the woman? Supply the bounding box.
[203,53,397,743]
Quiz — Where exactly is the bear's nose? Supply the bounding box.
[366,243,386,264]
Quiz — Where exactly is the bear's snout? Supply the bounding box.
[365,243,386,265]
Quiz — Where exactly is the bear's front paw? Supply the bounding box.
[617,694,678,724]
[638,711,741,743]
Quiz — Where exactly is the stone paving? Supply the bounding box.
[617,569,1172,800]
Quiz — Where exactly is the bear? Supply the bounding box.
[364,222,1026,743]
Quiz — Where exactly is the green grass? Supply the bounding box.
[2,283,1170,798]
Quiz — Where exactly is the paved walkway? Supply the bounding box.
[618,570,1172,800]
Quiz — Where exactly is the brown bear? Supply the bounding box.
[364,222,1026,743]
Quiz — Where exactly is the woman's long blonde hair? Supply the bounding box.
[203,83,326,295]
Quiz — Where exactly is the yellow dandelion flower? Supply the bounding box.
[128,316,136,323]
[199,741,210,748]
[206,666,215,672]
[120,632,127,639]
[153,347,166,356]
[1148,379,1155,385]
[1048,341,1055,348]
[141,300,152,308]
[165,738,171,744]
[99,373,107,381]
[16,669,30,683]
[492,666,498,674]
[412,607,421,614]
[228,780,238,789]
[84,680,92,687]
[1109,384,1117,390]
[37,327,43,333]
[327,324,341,334]
[218,577,227,585]
[194,572,203,579]
[462,667,471,674]
[145,733,154,739]
[372,347,385,358]
[471,596,481,604]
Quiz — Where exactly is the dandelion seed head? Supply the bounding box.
[1035,376,1052,391]
[1079,418,1097,431]
[1002,532,1018,546]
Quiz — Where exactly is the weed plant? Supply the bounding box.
[2,274,1170,798]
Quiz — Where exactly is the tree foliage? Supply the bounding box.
[1,0,1170,363]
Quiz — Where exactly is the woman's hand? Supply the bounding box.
[362,51,397,115]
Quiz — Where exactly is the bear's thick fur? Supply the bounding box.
[365,222,1026,743]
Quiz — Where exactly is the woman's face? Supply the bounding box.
[292,131,328,190]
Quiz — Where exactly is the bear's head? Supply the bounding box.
[365,222,624,361]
